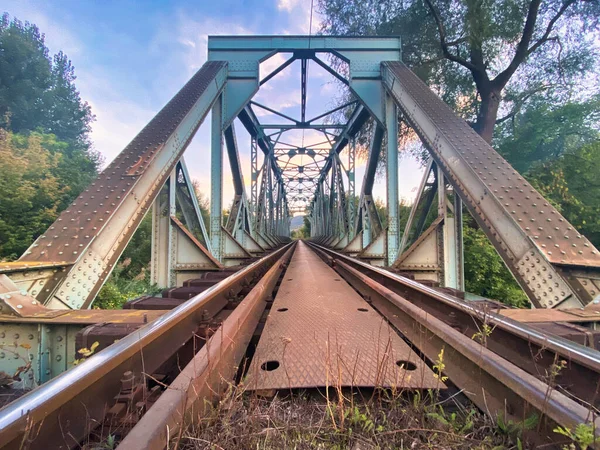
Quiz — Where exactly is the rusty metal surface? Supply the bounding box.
[0,261,69,274]
[530,322,600,349]
[383,61,600,308]
[246,242,440,390]
[0,309,166,324]
[19,61,227,265]
[116,244,296,450]
[332,257,600,444]
[309,242,600,409]
[0,243,291,450]
[500,308,600,323]
[384,62,599,268]
[170,216,223,268]
[0,274,49,316]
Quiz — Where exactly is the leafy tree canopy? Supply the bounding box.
[0,13,99,260]
[527,140,600,247]
[0,130,65,259]
[496,95,600,172]
[319,0,600,142]
[0,13,95,149]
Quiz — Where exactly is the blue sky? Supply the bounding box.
[4,0,425,212]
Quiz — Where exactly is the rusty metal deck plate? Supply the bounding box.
[0,309,166,324]
[500,307,600,323]
[245,242,441,390]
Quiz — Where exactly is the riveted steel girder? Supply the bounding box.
[7,62,227,309]
[383,61,600,307]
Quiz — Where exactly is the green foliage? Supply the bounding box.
[374,198,387,229]
[554,423,595,450]
[93,258,161,309]
[472,323,494,346]
[0,130,64,259]
[0,13,51,132]
[73,341,99,365]
[432,347,448,382]
[427,406,476,434]
[299,215,311,238]
[526,141,600,249]
[319,0,600,137]
[0,129,98,260]
[93,214,161,309]
[496,412,539,437]
[192,181,211,230]
[343,406,382,434]
[0,13,98,260]
[291,227,308,240]
[0,13,95,148]
[463,217,530,307]
[497,97,600,173]
[119,214,153,279]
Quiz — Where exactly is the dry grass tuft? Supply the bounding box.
[177,385,525,450]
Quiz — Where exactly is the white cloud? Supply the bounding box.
[4,1,82,57]
[277,0,303,12]
[260,53,293,81]
[276,0,323,35]
[87,97,155,167]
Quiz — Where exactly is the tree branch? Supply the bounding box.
[527,0,576,56]
[495,85,552,124]
[424,0,478,72]
[494,0,576,88]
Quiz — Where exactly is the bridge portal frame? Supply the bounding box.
[0,34,598,328]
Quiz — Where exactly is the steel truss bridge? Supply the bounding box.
[0,36,600,449]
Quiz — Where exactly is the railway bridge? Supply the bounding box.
[1,36,600,449]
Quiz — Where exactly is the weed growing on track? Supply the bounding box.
[176,385,527,450]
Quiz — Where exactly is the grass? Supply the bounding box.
[176,385,526,450]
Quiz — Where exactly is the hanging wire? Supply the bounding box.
[301,0,315,153]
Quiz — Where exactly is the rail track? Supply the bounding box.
[0,241,598,449]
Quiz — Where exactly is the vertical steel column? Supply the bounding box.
[454,193,465,290]
[266,161,274,236]
[348,138,356,239]
[210,94,224,260]
[251,137,258,231]
[438,165,459,289]
[329,158,337,239]
[386,96,399,265]
[150,170,177,287]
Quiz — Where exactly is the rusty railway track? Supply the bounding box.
[0,241,599,449]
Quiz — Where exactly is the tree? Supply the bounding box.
[0,130,65,259]
[192,181,211,229]
[0,14,95,150]
[46,52,93,145]
[527,141,600,248]
[0,13,51,132]
[319,0,600,142]
[0,13,99,260]
[463,217,530,307]
[496,95,600,172]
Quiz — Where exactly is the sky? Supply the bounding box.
[4,0,425,215]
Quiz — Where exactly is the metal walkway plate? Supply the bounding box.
[245,242,441,390]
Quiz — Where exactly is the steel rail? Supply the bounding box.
[0,243,293,450]
[307,242,600,408]
[118,243,296,450]
[333,258,600,446]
